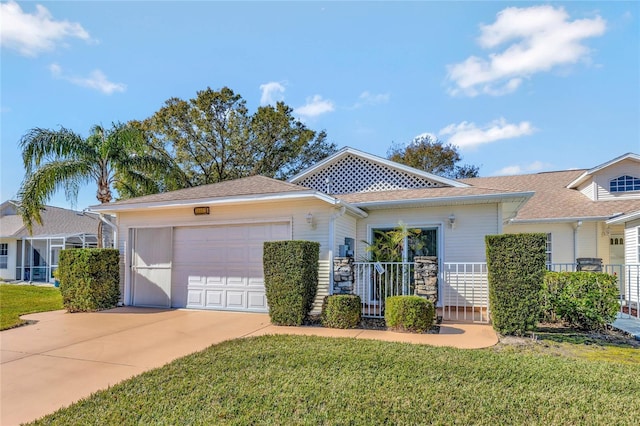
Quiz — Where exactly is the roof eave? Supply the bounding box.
[350,191,534,209]
[88,190,369,218]
[510,216,614,224]
[606,210,640,225]
[567,152,640,189]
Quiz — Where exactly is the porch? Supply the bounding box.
[346,261,640,323]
[15,233,99,283]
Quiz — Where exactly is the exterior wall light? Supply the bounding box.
[449,214,456,229]
[306,212,315,229]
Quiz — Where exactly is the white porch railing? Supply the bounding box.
[442,263,490,323]
[547,263,640,320]
[353,261,490,323]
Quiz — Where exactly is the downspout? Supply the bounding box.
[99,214,118,249]
[573,220,582,262]
[328,205,347,295]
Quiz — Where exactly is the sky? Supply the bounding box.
[1,1,639,210]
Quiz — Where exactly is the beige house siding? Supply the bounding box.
[334,213,357,254]
[578,181,595,200]
[355,204,500,263]
[115,199,333,309]
[624,221,640,264]
[0,239,17,281]
[593,159,640,201]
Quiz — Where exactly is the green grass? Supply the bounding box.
[30,335,640,425]
[0,284,63,330]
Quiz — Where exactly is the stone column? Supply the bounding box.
[333,257,354,294]
[414,256,438,303]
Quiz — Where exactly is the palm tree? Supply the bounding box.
[18,123,171,244]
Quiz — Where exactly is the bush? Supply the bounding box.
[263,241,320,326]
[542,272,619,330]
[58,249,120,312]
[485,233,547,336]
[321,295,362,328]
[385,296,434,333]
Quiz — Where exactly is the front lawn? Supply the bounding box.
[0,284,63,330]
[31,334,640,425]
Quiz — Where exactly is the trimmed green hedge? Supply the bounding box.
[321,295,361,329]
[542,271,619,330]
[58,249,120,312]
[485,233,546,336]
[385,296,434,333]
[263,241,320,326]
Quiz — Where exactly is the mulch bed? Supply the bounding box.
[304,314,443,334]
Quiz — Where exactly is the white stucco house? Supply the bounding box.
[0,201,102,283]
[89,149,640,320]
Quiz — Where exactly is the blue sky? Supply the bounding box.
[1,1,639,210]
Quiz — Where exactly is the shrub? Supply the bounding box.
[321,295,362,329]
[485,233,546,336]
[58,249,120,312]
[385,296,434,333]
[542,272,619,330]
[263,241,320,326]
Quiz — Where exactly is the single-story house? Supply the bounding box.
[89,148,640,319]
[0,201,104,282]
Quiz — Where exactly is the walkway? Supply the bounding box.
[1,307,497,425]
[612,313,640,341]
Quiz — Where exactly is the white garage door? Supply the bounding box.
[172,222,290,311]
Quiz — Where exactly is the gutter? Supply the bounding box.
[350,191,534,209]
[509,215,615,224]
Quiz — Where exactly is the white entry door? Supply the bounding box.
[172,222,290,311]
[131,227,173,308]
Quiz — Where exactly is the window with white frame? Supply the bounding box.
[610,175,640,193]
[0,243,8,269]
[545,233,552,264]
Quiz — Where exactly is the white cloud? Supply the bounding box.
[447,5,606,96]
[0,1,91,57]
[355,91,390,107]
[439,118,535,148]
[493,161,550,176]
[50,63,126,95]
[294,95,335,118]
[259,81,286,105]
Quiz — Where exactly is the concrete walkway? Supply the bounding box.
[612,313,640,341]
[1,308,497,425]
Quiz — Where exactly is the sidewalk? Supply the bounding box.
[612,313,640,341]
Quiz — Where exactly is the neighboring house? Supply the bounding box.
[89,148,640,317]
[0,201,102,282]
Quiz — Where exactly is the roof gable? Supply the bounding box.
[567,152,640,189]
[289,147,468,194]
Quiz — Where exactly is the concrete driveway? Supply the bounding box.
[1,307,497,425]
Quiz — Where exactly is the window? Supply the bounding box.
[545,233,552,264]
[0,243,8,269]
[610,175,640,193]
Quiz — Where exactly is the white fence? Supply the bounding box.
[353,261,490,323]
[352,261,640,323]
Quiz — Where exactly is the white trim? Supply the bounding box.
[510,215,613,224]
[606,210,640,225]
[89,191,368,218]
[289,146,469,188]
[566,152,640,189]
[351,192,534,209]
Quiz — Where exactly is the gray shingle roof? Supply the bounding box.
[461,170,640,221]
[92,175,311,208]
[0,204,100,238]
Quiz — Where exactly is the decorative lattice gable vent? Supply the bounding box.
[297,154,445,194]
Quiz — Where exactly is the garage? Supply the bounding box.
[130,222,291,311]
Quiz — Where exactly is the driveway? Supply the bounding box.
[0,307,272,425]
[1,307,497,425]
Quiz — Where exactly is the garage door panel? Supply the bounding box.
[226,291,245,309]
[205,290,224,308]
[247,291,267,310]
[172,222,290,312]
[187,289,204,308]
